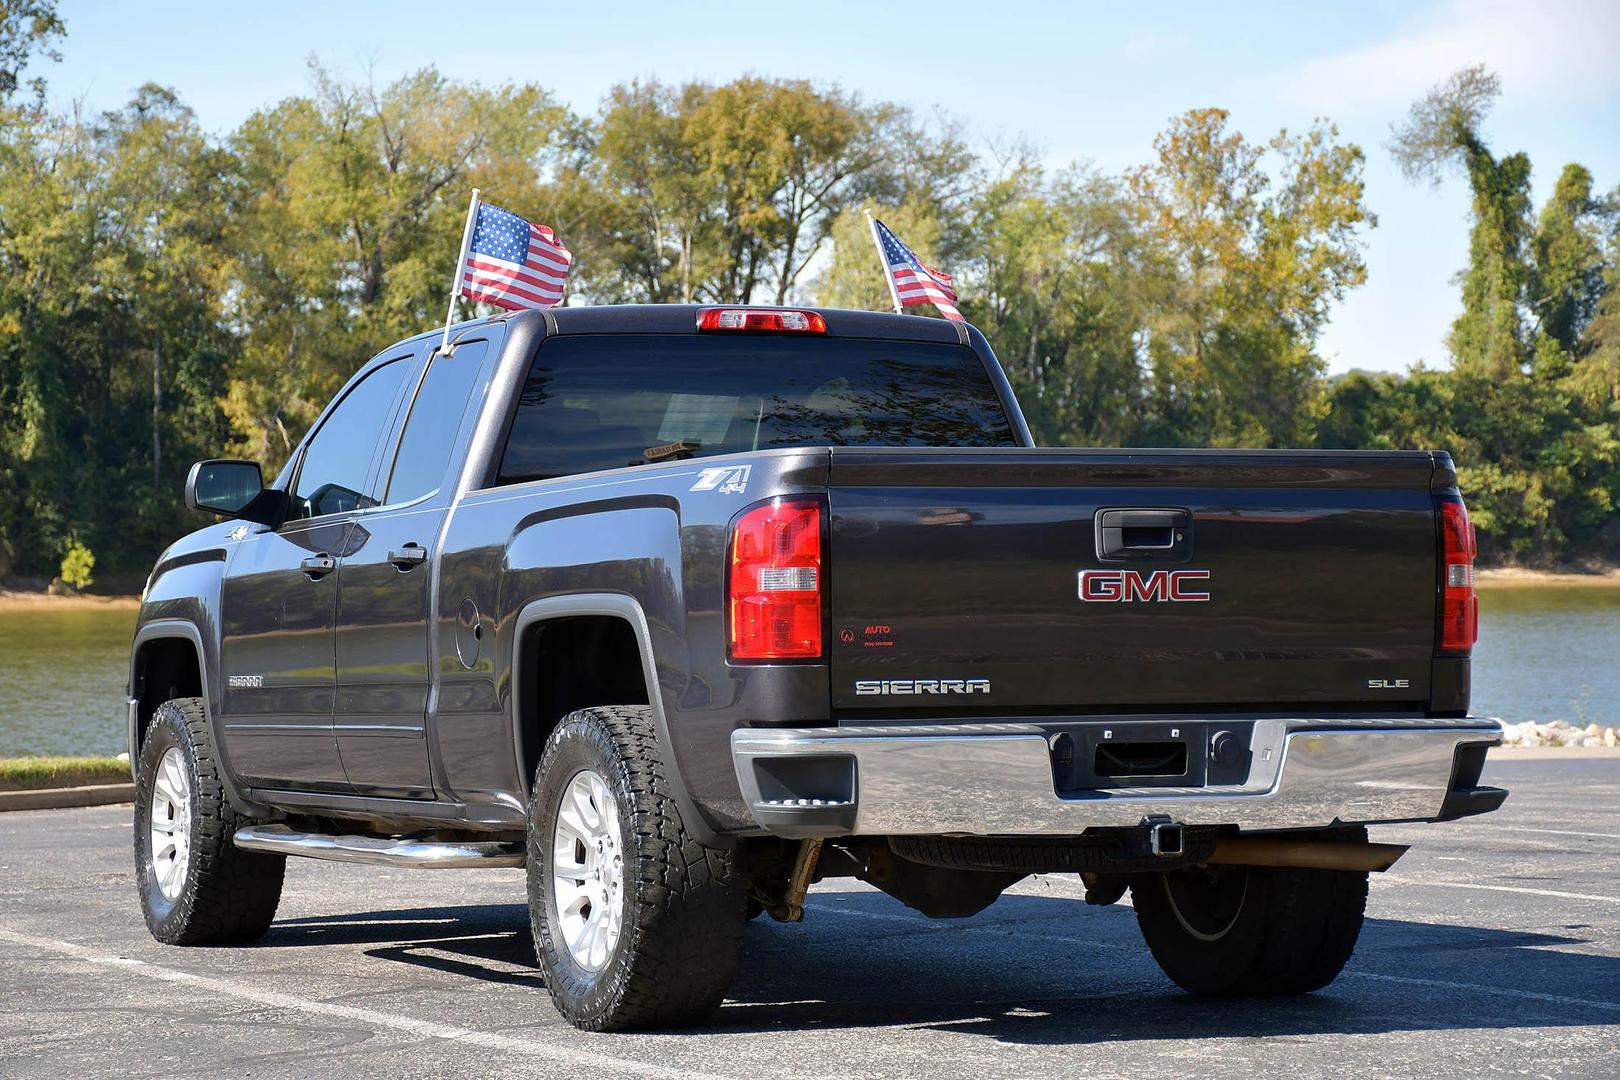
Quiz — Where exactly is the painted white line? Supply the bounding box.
[1495,826,1620,841]
[0,926,731,1080]
[1384,880,1620,904]
[1348,972,1620,1015]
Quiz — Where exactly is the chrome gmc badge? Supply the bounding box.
[1078,569,1211,603]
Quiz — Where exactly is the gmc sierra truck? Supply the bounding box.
[128,304,1505,1031]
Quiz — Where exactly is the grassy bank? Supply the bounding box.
[0,590,140,611]
[1475,567,1620,588]
[0,756,130,791]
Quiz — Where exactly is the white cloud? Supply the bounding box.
[1281,0,1620,114]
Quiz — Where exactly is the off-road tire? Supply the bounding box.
[134,697,285,944]
[528,705,746,1031]
[1131,861,1368,996]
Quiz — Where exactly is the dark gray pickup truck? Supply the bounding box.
[128,303,1505,1030]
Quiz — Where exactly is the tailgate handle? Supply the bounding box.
[1097,508,1190,558]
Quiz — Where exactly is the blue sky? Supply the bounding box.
[43,0,1620,374]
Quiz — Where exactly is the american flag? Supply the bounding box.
[458,200,572,310]
[871,217,963,322]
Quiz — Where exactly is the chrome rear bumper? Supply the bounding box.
[731,718,1505,838]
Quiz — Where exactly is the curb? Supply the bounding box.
[0,783,136,813]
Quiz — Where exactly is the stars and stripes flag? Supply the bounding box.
[867,214,963,322]
[456,197,573,311]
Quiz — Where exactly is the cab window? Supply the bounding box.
[496,336,1014,485]
[385,341,488,505]
[292,357,412,519]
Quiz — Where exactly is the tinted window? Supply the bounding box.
[293,357,411,518]
[497,335,1014,484]
[386,341,488,504]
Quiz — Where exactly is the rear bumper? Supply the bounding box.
[730,717,1505,839]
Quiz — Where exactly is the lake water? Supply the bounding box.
[1,587,1617,757]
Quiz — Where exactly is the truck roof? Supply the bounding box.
[441,303,969,345]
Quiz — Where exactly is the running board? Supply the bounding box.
[233,825,525,868]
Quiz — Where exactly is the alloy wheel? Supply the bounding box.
[550,768,626,971]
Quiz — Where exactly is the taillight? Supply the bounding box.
[728,499,823,660]
[697,307,827,333]
[1439,498,1478,654]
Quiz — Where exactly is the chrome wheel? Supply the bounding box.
[550,768,625,972]
[149,746,193,901]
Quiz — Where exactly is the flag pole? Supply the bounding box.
[441,188,481,354]
[865,208,904,315]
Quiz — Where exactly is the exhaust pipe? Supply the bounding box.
[1204,835,1408,873]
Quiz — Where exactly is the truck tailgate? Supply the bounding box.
[827,448,1440,713]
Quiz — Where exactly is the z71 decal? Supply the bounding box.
[1078,568,1211,603]
[690,464,751,495]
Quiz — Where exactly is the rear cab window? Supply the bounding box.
[496,335,1015,485]
[385,341,489,506]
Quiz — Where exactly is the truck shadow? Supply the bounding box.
[259,889,1620,1041]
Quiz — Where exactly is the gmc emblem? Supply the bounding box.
[1078,569,1211,603]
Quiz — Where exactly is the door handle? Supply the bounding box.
[300,554,336,579]
[388,544,429,570]
[1096,508,1191,559]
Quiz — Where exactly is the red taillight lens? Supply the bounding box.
[728,499,822,660]
[1439,498,1478,654]
[697,308,827,333]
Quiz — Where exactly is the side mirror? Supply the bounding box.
[186,460,264,516]
[183,457,294,532]
[185,460,292,527]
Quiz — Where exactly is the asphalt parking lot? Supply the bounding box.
[1,755,1616,1079]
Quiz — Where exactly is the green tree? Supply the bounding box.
[58,537,92,590]
[1372,66,1620,561]
[1130,109,1373,447]
[0,86,234,576]
[964,160,1147,446]
[588,77,952,307]
[586,80,712,303]
[220,62,572,465]
[1572,184,1620,410]
[815,198,944,313]
[0,0,62,104]
[1531,164,1606,364]
[1391,66,1531,378]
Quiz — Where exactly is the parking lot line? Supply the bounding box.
[0,926,734,1080]
[1347,972,1620,1014]
[1390,881,1620,904]
[1493,826,1620,841]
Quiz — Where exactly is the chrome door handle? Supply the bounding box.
[300,554,336,578]
[388,544,428,570]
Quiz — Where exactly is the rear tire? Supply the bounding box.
[528,705,746,1031]
[134,698,285,945]
[1131,861,1368,995]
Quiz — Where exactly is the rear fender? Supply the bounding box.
[510,593,720,846]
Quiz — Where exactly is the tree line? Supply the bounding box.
[0,9,1616,581]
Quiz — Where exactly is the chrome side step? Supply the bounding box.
[233,825,524,869]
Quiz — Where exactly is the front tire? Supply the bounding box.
[528,706,745,1031]
[1131,861,1368,996]
[134,698,285,945]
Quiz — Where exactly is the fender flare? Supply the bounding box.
[510,592,722,847]
[129,619,268,818]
